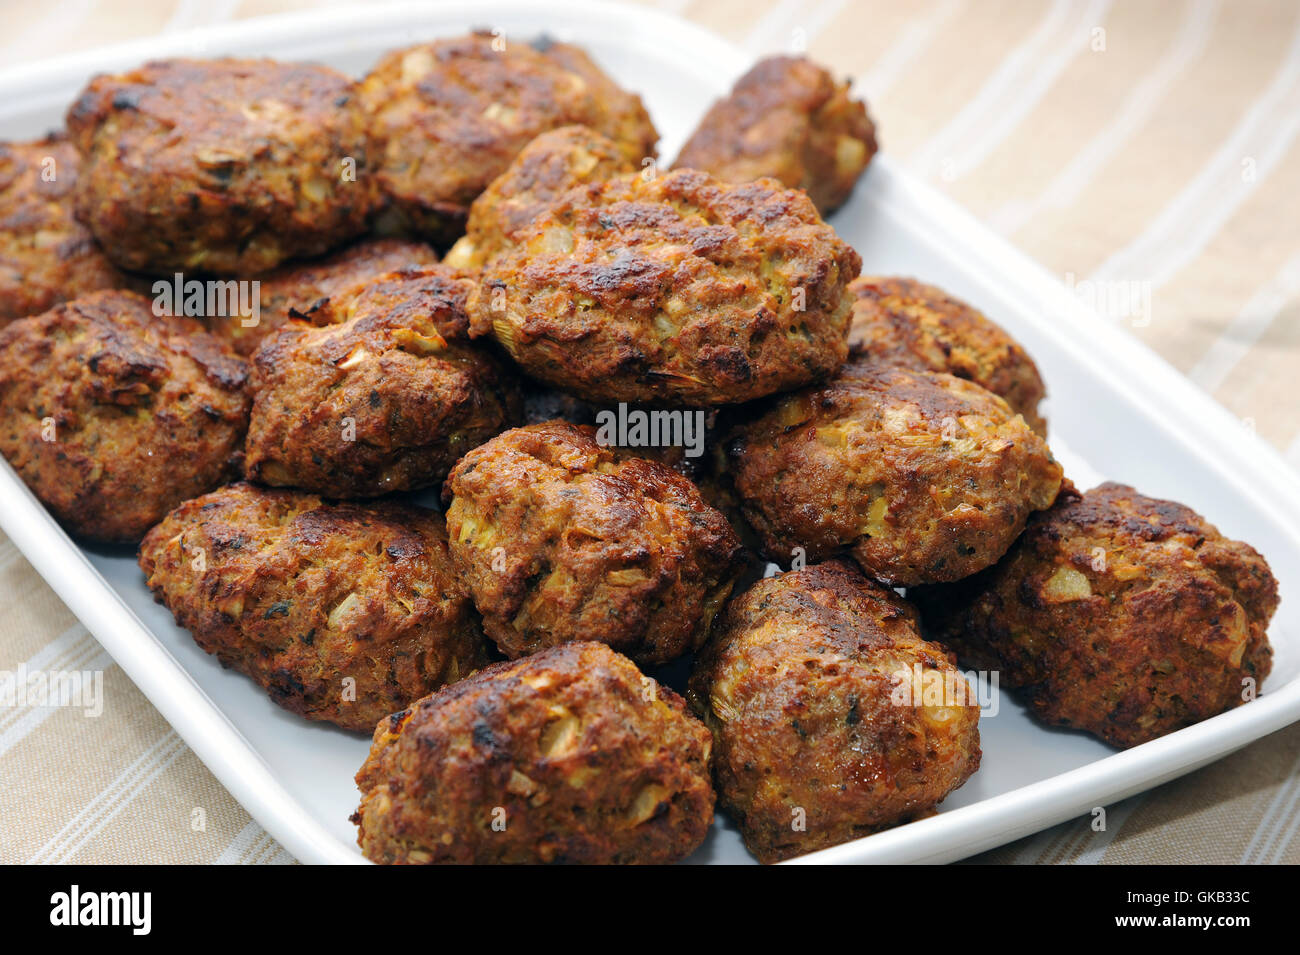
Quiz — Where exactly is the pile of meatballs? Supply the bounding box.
[0,32,1279,865]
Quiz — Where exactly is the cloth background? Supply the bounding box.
[1,0,1297,864]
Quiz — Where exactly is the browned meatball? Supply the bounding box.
[244,265,522,497]
[728,364,1063,585]
[0,290,249,543]
[688,561,981,863]
[444,125,634,269]
[848,276,1047,435]
[211,238,440,357]
[0,135,131,323]
[443,421,744,664]
[66,58,378,274]
[469,168,860,405]
[359,33,657,245]
[140,483,488,732]
[914,482,1278,748]
[674,56,876,214]
[352,641,715,864]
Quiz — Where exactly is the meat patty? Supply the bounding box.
[469,168,860,405]
[211,237,440,357]
[244,265,522,497]
[688,561,981,863]
[0,290,249,543]
[359,32,657,245]
[139,482,488,731]
[443,125,634,269]
[848,276,1047,435]
[66,58,378,274]
[352,641,715,864]
[914,482,1278,748]
[0,135,130,324]
[728,363,1063,585]
[443,420,744,664]
[675,55,876,214]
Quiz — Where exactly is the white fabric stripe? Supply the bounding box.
[1266,784,1300,864]
[1188,248,1300,392]
[0,651,112,757]
[908,0,1078,179]
[858,0,963,101]
[1072,796,1143,864]
[1091,15,1300,288]
[939,0,1113,182]
[741,0,850,55]
[27,731,185,865]
[1239,747,1300,863]
[214,820,270,865]
[988,0,1217,235]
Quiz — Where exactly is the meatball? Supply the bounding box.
[139,483,488,732]
[352,641,715,864]
[66,58,378,274]
[914,482,1278,748]
[469,168,861,405]
[848,276,1047,435]
[359,33,657,245]
[0,290,249,543]
[728,363,1063,585]
[211,237,440,357]
[688,561,981,863]
[674,56,876,214]
[444,125,634,269]
[244,265,522,497]
[0,135,130,323]
[443,421,744,664]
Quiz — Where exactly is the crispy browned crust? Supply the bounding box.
[359,33,658,245]
[688,561,980,863]
[139,482,487,731]
[674,55,876,214]
[244,265,523,496]
[469,168,860,405]
[0,290,249,543]
[848,276,1047,435]
[210,238,440,356]
[443,420,745,664]
[352,641,715,864]
[444,125,634,269]
[728,364,1063,585]
[0,135,131,323]
[914,482,1278,748]
[66,58,378,274]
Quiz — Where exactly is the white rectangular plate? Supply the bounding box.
[1,0,1297,866]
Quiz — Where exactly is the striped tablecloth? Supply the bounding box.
[2,0,1297,865]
